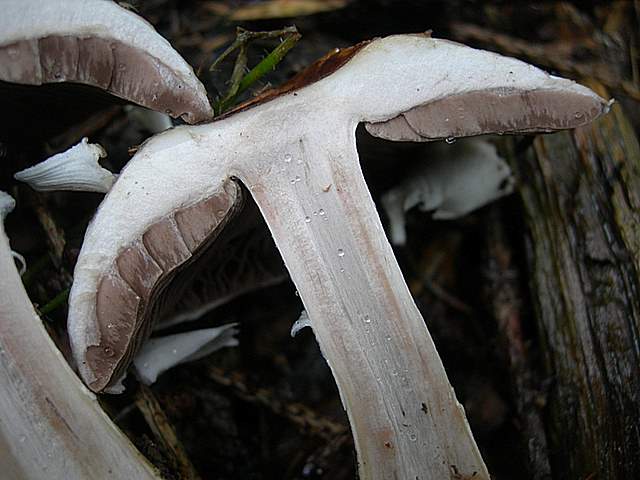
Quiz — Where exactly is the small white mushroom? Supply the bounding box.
[14,138,115,193]
[133,323,239,385]
[381,137,514,245]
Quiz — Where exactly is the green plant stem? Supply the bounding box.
[39,287,69,315]
[212,27,301,114]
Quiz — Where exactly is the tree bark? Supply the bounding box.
[506,89,640,479]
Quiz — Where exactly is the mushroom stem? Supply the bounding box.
[238,129,488,479]
[0,193,159,479]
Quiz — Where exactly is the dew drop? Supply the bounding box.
[574,112,584,120]
[284,153,292,163]
[409,433,418,442]
[318,208,325,217]
[363,315,371,324]
[337,249,345,257]
[304,216,311,223]
[445,137,456,144]
[103,347,114,357]
[339,267,345,273]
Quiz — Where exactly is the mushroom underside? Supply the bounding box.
[83,181,243,392]
[365,87,605,141]
[0,35,211,123]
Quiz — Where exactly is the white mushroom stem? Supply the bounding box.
[239,128,488,478]
[381,137,514,245]
[14,138,115,193]
[0,192,159,479]
[133,323,239,385]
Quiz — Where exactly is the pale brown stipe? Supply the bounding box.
[116,242,163,298]
[0,35,211,123]
[142,218,192,272]
[366,88,608,141]
[86,274,140,391]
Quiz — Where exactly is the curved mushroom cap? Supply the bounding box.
[0,0,212,125]
[67,131,243,391]
[347,35,610,140]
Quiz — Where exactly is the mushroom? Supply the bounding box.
[14,137,115,193]
[133,323,239,386]
[381,137,514,246]
[0,191,160,479]
[68,34,610,479]
[0,0,212,144]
